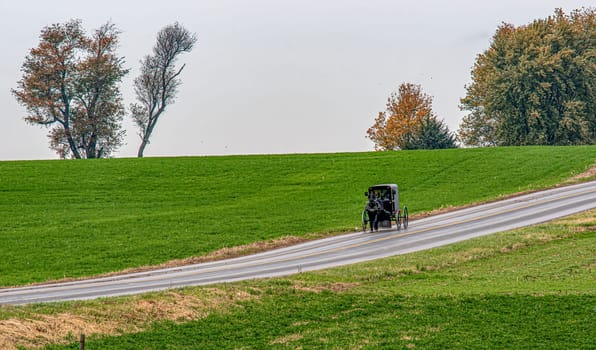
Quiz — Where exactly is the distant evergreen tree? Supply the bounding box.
[405,115,457,150]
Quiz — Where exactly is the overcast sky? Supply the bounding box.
[0,0,592,160]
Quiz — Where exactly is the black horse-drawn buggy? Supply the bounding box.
[362,184,408,232]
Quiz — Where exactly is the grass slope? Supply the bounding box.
[19,210,594,349]
[0,146,594,286]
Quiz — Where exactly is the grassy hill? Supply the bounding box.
[0,146,595,286]
[2,210,593,349]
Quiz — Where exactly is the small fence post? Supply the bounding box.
[79,333,85,350]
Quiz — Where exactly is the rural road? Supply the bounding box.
[1,180,595,305]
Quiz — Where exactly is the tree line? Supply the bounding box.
[13,20,196,159]
[13,8,595,157]
[368,7,594,150]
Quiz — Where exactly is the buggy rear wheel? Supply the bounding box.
[402,206,409,229]
[362,210,368,232]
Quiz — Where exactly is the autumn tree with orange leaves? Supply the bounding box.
[13,20,128,159]
[367,83,456,150]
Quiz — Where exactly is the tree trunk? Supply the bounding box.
[136,109,163,158]
[64,125,82,159]
[137,138,148,158]
[87,130,98,159]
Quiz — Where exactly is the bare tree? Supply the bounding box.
[131,22,197,158]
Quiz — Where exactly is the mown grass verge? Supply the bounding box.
[1,210,593,349]
[0,146,594,287]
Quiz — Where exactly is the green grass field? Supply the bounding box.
[0,146,595,287]
[5,210,591,349]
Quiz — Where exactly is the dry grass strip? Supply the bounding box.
[0,287,255,350]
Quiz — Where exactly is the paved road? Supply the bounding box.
[1,180,595,305]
